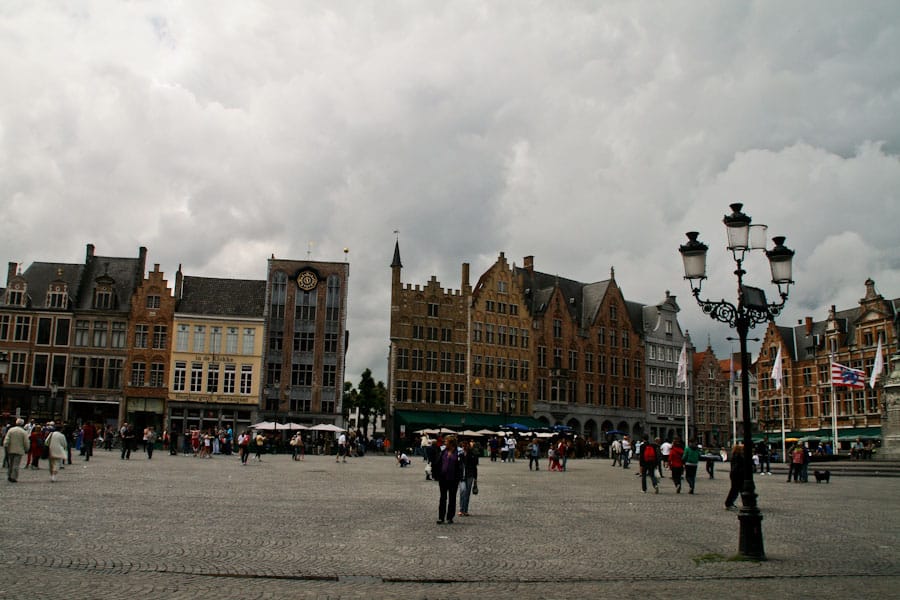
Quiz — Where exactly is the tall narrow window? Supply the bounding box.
[190,362,203,392]
[92,321,108,347]
[176,324,189,352]
[223,364,236,394]
[150,363,165,387]
[242,328,255,354]
[174,362,186,391]
[193,326,206,353]
[130,361,145,387]
[207,364,219,393]
[209,327,222,353]
[153,325,167,349]
[240,365,253,394]
[134,324,148,348]
[226,328,238,353]
[111,322,127,348]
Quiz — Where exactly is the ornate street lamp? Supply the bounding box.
[679,203,795,560]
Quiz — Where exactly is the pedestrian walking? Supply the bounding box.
[682,438,701,494]
[528,438,541,471]
[639,435,660,493]
[659,438,672,476]
[458,440,479,517]
[3,418,30,483]
[81,422,96,461]
[27,426,43,470]
[724,444,744,510]
[254,432,265,461]
[610,437,622,467]
[238,430,251,465]
[44,422,68,483]
[120,424,135,460]
[621,435,632,469]
[432,436,463,524]
[669,438,685,493]
[145,427,157,459]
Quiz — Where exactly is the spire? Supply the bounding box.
[391,239,402,269]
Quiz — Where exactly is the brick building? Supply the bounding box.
[692,345,731,448]
[123,263,176,433]
[756,279,898,448]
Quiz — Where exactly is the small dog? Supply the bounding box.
[814,470,831,483]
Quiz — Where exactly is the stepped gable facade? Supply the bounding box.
[388,241,470,422]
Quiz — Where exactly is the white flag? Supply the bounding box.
[771,345,783,391]
[871,338,884,389]
[676,342,688,384]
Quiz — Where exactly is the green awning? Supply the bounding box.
[393,410,544,430]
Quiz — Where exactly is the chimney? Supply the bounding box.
[805,317,813,336]
[7,262,17,284]
[153,263,160,273]
[524,255,534,273]
[86,243,95,262]
[138,246,148,276]
[175,264,183,299]
[461,262,470,289]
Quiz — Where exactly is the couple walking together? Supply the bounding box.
[431,437,478,524]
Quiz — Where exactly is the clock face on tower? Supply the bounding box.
[296,270,318,291]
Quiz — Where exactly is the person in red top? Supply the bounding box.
[27,426,44,469]
[81,422,97,461]
[668,438,686,493]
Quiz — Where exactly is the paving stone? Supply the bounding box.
[0,449,898,598]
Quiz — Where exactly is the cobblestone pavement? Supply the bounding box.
[1,448,898,599]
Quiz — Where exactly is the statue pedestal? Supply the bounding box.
[879,354,900,460]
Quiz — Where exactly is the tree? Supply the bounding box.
[344,369,386,438]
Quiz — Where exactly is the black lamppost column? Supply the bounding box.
[679,203,795,560]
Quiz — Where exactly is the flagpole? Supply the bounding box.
[831,354,838,457]
[780,385,786,465]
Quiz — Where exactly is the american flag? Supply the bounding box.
[831,362,866,389]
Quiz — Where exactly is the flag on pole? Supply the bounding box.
[676,342,688,384]
[870,339,884,389]
[730,352,736,382]
[771,345,783,390]
[831,362,866,389]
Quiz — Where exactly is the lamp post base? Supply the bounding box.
[738,496,766,560]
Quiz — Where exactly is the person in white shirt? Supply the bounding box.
[660,439,673,476]
[610,438,622,467]
[506,436,517,463]
[621,436,632,469]
[420,435,431,461]
[337,432,348,463]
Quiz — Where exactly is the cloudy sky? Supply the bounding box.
[2,1,899,383]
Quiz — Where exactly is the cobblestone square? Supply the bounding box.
[1,448,898,599]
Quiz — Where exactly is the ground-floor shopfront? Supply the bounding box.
[167,401,256,452]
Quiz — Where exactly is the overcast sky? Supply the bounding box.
[2,1,899,384]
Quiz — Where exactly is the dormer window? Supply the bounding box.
[6,289,24,306]
[47,286,67,309]
[94,289,112,309]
